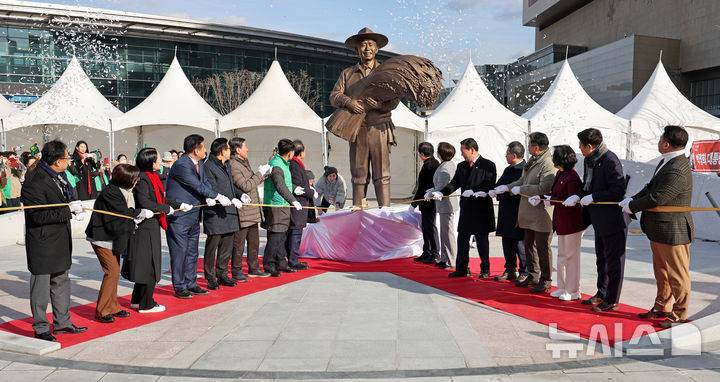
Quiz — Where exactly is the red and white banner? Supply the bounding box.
[691,140,720,172]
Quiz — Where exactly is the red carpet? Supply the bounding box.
[0,257,659,347]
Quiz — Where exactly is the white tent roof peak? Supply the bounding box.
[219,60,322,132]
[428,58,527,130]
[617,58,720,134]
[522,60,628,157]
[113,57,220,132]
[4,56,122,131]
[391,102,425,131]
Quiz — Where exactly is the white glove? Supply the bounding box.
[543,195,552,207]
[312,188,319,200]
[294,186,305,195]
[431,191,443,200]
[528,195,542,207]
[473,191,487,198]
[423,190,433,201]
[580,194,594,206]
[408,205,416,211]
[240,193,252,204]
[138,209,154,220]
[179,203,193,212]
[562,195,580,207]
[292,201,302,211]
[461,190,474,198]
[72,212,87,221]
[68,200,84,214]
[206,198,217,207]
[511,186,521,195]
[488,190,497,198]
[622,203,633,215]
[257,164,272,176]
[231,198,243,209]
[618,197,633,209]
[216,194,232,207]
[167,207,175,216]
[494,185,509,194]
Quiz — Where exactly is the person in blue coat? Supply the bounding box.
[165,134,233,299]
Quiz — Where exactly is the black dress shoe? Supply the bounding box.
[279,267,297,273]
[414,254,430,262]
[218,277,237,287]
[478,272,490,279]
[421,256,437,264]
[507,272,518,281]
[290,263,308,270]
[657,318,689,329]
[96,315,115,323]
[515,275,532,287]
[638,309,672,319]
[247,270,271,278]
[582,294,603,305]
[592,302,618,312]
[530,282,551,293]
[188,286,209,295]
[270,270,281,277]
[53,324,88,334]
[34,331,56,342]
[206,281,219,290]
[113,310,130,318]
[175,289,193,299]
[495,271,517,281]
[448,270,470,278]
[436,262,449,269]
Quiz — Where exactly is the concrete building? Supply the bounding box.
[501,0,720,116]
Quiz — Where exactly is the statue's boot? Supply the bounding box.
[374,181,391,208]
[352,184,367,208]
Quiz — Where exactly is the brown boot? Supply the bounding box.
[352,184,367,208]
[374,181,391,207]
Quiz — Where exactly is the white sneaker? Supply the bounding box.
[550,289,565,298]
[139,304,165,313]
[130,303,139,310]
[558,292,581,301]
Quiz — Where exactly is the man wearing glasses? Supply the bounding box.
[21,140,87,342]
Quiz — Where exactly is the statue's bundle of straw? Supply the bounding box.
[326,55,443,142]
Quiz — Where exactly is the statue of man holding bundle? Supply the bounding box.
[330,27,399,208]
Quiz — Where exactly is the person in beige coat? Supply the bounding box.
[228,137,272,279]
[494,132,557,293]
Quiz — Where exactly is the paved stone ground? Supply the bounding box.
[0,222,720,380]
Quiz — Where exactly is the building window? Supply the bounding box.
[690,78,720,116]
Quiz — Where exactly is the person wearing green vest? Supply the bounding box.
[262,139,303,277]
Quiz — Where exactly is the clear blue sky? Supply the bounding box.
[31,0,535,83]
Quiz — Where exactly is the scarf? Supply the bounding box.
[119,187,135,209]
[38,160,73,201]
[582,143,608,193]
[145,171,167,230]
[291,156,305,169]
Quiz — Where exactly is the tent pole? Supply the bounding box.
[424,117,428,142]
[1,119,6,151]
[526,120,531,160]
[627,119,633,161]
[321,119,328,167]
[109,118,114,163]
[215,119,220,138]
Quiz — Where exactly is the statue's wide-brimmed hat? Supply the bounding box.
[344,27,388,50]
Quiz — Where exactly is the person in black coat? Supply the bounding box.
[412,142,440,264]
[68,140,100,200]
[85,164,150,323]
[433,138,497,278]
[490,141,527,282]
[203,138,247,289]
[21,140,87,342]
[564,128,628,312]
[129,148,187,313]
[286,140,314,270]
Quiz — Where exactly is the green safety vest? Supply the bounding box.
[263,154,292,206]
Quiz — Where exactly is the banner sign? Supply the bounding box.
[691,140,720,172]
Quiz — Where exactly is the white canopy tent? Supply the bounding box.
[219,60,324,179]
[523,60,630,159]
[0,96,19,150]
[427,59,528,172]
[617,58,720,162]
[2,57,122,156]
[112,57,220,156]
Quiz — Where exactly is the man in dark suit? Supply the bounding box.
[432,138,496,278]
[21,140,87,341]
[412,142,440,264]
[564,128,628,312]
[625,125,694,328]
[166,134,233,299]
[490,141,527,282]
[286,139,313,271]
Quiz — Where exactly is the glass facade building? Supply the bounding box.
[0,3,396,117]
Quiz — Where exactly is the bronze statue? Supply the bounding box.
[328,27,443,209]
